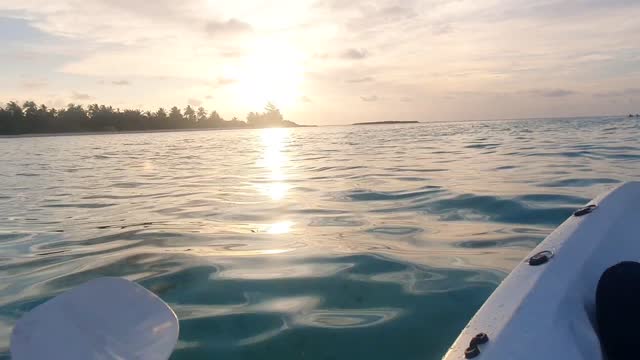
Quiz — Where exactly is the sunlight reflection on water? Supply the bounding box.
[257,128,291,202]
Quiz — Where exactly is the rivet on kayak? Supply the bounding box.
[528,250,554,266]
[469,333,489,347]
[465,346,480,359]
[573,204,597,217]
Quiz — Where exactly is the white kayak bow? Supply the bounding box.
[10,277,179,360]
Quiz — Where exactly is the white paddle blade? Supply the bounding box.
[11,277,179,360]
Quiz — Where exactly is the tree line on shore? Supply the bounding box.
[0,101,298,135]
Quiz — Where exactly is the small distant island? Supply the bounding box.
[629,114,640,118]
[352,121,420,126]
[0,101,310,135]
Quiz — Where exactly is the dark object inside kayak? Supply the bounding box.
[596,261,640,360]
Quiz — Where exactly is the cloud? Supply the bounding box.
[594,88,640,97]
[300,95,313,103]
[205,95,214,100]
[574,53,614,63]
[71,91,92,100]
[219,50,245,58]
[361,95,379,102]
[188,98,202,107]
[379,6,414,17]
[432,22,453,35]
[313,0,356,12]
[21,80,48,89]
[0,1,255,80]
[341,48,369,60]
[52,99,66,108]
[217,77,237,86]
[346,76,374,83]
[318,1,417,30]
[112,80,130,86]
[500,0,639,20]
[204,19,252,35]
[530,89,577,97]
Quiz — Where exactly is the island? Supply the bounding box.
[0,101,312,135]
[352,121,420,126]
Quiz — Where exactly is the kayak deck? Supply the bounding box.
[444,182,640,360]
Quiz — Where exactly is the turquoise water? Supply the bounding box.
[0,117,639,359]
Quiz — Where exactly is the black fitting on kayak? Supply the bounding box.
[469,333,489,347]
[528,250,554,266]
[574,204,597,217]
[465,333,489,358]
[465,346,480,359]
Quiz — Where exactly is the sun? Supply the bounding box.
[227,39,304,111]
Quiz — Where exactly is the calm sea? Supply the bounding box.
[0,117,638,359]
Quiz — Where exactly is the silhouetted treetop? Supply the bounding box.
[247,102,292,127]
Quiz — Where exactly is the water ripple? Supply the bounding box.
[0,117,639,359]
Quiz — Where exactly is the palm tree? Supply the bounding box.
[184,105,196,127]
[196,107,207,124]
[169,106,183,128]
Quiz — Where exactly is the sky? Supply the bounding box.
[0,0,639,125]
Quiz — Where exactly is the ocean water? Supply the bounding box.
[0,117,638,359]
